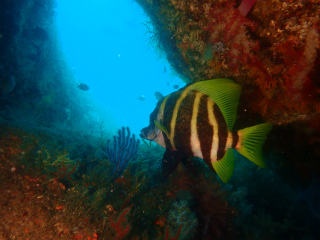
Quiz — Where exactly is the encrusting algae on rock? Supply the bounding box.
[134,0,320,128]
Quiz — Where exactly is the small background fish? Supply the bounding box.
[138,95,145,101]
[154,91,164,101]
[172,84,179,90]
[77,83,89,91]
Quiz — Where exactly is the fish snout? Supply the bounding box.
[139,128,148,139]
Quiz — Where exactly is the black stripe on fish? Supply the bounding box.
[214,104,228,160]
[174,91,195,156]
[198,95,213,167]
[232,131,239,149]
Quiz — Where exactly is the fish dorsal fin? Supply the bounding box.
[189,78,241,130]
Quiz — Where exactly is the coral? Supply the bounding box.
[52,161,78,181]
[165,224,183,240]
[155,216,167,227]
[103,126,140,177]
[113,162,147,209]
[110,207,131,240]
[38,144,79,181]
[167,200,198,240]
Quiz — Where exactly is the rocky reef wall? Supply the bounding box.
[134,0,320,184]
[0,0,82,129]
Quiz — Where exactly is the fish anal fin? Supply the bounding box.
[212,148,235,183]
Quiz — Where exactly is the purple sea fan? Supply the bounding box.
[103,126,140,177]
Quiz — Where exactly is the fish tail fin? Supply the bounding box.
[236,123,273,168]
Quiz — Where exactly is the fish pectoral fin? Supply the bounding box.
[154,120,169,137]
[212,148,235,183]
[161,149,181,176]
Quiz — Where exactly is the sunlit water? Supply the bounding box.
[55,0,184,136]
[56,0,182,137]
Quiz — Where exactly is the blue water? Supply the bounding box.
[55,0,184,136]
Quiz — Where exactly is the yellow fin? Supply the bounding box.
[188,78,241,130]
[237,123,273,168]
[212,148,235,183]
[154,120,169,137]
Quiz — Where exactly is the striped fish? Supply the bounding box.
[140,79,272,183]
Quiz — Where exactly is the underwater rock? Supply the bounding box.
[32,26,49,41]
[0,75,16,94]
[27,43,42,63]
[167,200,198,240]
[299,174,320,220]
[212,42,225,52]
[64,108,71,121]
